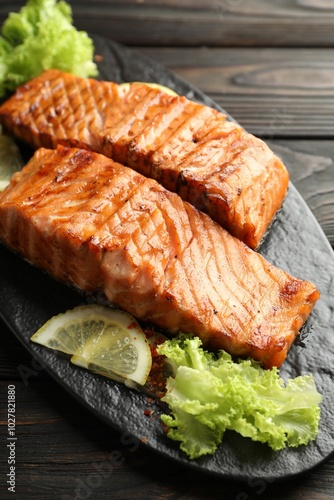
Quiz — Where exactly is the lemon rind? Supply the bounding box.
[31,305,152,386]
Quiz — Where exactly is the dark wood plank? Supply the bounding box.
[138,47,334,138]
[71,0,334,48]
[273,140,334,246]
[1,7,334,137]
[1,0,334,48]
[0,320,32,380]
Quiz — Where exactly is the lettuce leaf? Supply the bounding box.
[157,335,322,459]
[0,0,97,97]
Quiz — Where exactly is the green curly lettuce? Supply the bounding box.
[157,335,322,460]
[0,0,97,97]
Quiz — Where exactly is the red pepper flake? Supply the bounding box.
[141,327,171,398]
[95,54,103,62]
[144,409,153,417]
[141,437,147,444]
[144,328,154,339]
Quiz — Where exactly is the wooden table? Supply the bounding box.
[1,1,334,498]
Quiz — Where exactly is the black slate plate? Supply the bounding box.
[1,36,334,482]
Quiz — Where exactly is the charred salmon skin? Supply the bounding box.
[0,145,318,368]
[0,69,289,249]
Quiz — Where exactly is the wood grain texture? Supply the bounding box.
[138,47,334,138]
[1,0,334,48]
[273,140,334,246]
[2,4,334,137]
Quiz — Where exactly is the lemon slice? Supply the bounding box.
[31,305,152,386]
[120,81,178,96]
[0,127,24,191]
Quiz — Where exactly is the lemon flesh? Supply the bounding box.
[31,305,152,386]
[0,128,24,191]
[120,81,178,96]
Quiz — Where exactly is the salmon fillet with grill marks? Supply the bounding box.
[0,69,289,249]
[0,145,319,368]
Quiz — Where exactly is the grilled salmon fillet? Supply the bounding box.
[0,145,318,368]
[0,69,289,249]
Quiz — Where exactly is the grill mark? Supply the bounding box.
[221,235,258,318]
[98,183,172,306]
[27,84,48,146]
[112,92,171,164]
[132,208,170,281]
[97,81,118,124]
[173,131,244,203]
[149,104,214,168]
[153,196,193,275]
[201,121,239,143]
[158,201,198,310]
[0,70,290,249]
[204,220,245,323]
[258,157,278,240]
[56,77,75,132]
[84,80,105,141]
[11,152,76,209]
[22,149,96,210]
[96,175,152,248]
[45,78,68,144]
[187,214,230,327]
[217,235,256,335]
[218,163,250,226]
[62,78,93,145]
[226,143,275,243]
[52,77,72,140]
[105,84,153,133]
[186,246,212,325]
[148,98,200,174]
[131,99,195,178]
[91,80,112,126]
[240,253,286,331]
[169,253,202,325]
[71,78,88,143]
[110,90,160,138]
[171,206,214,323]
[0,145,319,368]
[257,253,284,292]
